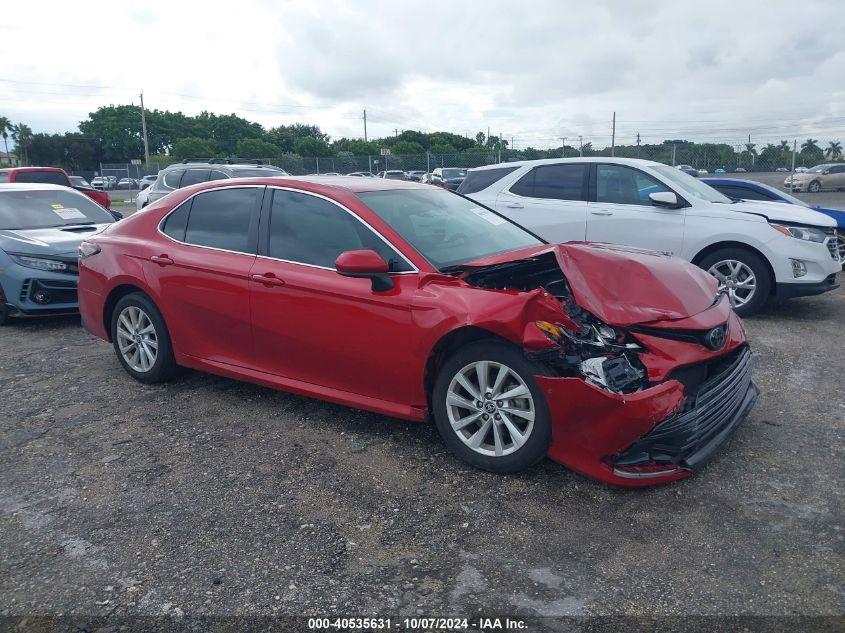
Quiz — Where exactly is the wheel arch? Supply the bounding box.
[103,284,149,342]
[423,325,513,413]
[691,241,776,296]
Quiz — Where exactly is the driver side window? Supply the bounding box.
[596,164,669,205]
[267,190,411,271]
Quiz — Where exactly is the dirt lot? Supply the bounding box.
[1,283,843,622]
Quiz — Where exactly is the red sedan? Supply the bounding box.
[77,177,757,486]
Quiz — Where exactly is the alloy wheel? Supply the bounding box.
[116,305,158,372]
[446,360,535,457]
[708,259,757,308]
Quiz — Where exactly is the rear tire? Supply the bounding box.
[432,340,552,473]
[110,292,177,384]
[699,247,772,317]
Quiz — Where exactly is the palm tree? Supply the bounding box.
[11,123,32,166]
[825,141,842,160]
[801,138,820,153]
[0,116,10,165]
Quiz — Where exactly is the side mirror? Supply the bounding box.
[649,191,682,209]
[335,249,393,292]
[822,170,830,175]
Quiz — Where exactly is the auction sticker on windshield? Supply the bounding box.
[53,208,86,220]
[469,207,506,225]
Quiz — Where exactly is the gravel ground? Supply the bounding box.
[0,283,843,623]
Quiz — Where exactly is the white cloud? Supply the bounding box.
[0,0,842,148]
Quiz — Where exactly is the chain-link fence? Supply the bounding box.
[88,141,842,184]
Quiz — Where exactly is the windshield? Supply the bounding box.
[0,189,114,230]
[754,181,809,208]
[358,188,542,270]
[443,168,467,179]
[652,165,732,203]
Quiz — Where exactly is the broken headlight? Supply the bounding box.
[535,320,646,393]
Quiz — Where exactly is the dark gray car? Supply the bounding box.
[142,160,289,207]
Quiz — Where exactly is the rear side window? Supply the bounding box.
[184,188,259,253]
[0,173,8,183]
[457,166,519,194]
[208,170,229,181]
[510,164,587,200]
[713,185,773,201]
[162,169,185,189]
[161,203,190,241]
[180,169,210,187]
[268,190,409,270]
[14,170,68,186]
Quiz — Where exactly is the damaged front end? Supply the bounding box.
[464,250,649,395]
[460,245,758,487]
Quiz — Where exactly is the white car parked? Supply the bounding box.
[460,158,840,316]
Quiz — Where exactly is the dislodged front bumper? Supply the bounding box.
[538,346,757,487]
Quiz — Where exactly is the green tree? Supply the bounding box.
[392,140,424,155]
[825,141,842,160]
[268,123,329,152]
[293,137,332,157]
[11,123,32,165]
[171,137,219,161]
[0,116,11,164]
[475,131,485,146]
[429,143,458,154]
[799,138,824,165]
[235,138,283,160]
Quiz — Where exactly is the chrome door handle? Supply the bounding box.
[150,254,174,265]
[505,202,524,209]
[251,273,286,287]
[590,210,614,216]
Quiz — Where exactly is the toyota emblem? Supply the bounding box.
[705,326,726,350]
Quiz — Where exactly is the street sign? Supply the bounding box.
[380,148,391,156]
[130,159,142,165]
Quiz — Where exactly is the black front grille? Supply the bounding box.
[613,346,755,469]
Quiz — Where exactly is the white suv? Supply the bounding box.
[460,158,840,316]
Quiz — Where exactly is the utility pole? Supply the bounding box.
[394,129,399,138]
[363,108,367,142]
[560,137,566,158]
[611,111,616,157]
[140,90,150,167]
[579,136,583,157]
[636,132,641,158]
[672,143,677,166]
[790,139,797,188]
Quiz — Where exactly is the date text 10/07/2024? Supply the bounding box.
[307,617,528,630]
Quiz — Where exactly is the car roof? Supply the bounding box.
[0,166,66,173]
[175,175,432,197]
[0,183,75,191]
[467,156,668,171]
[162,162,283,171]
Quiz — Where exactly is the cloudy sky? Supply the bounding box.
[2,0,843,149]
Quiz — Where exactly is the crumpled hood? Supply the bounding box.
[462,242,719,327]
[728,200,836,227]
[0,224,109,257]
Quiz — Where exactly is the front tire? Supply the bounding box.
[808,180,821,193]
[432,340,552,473]
[0,304,9,326]
[699,247,772,317]
[111,292,177,384]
